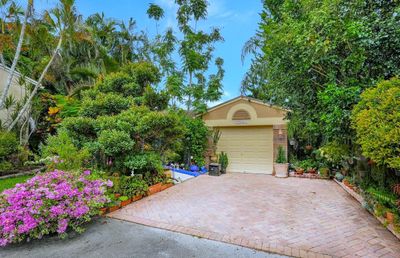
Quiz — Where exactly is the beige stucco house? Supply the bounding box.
[201,96,289,174]
[0,64,37,125]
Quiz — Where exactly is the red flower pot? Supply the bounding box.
[386,211,395,224]
[109,205,120,212]
[99,207,108,215]
[148,183,163,195]
[131,195,143,202]
[160,183,173,191]
[121,199,132,207]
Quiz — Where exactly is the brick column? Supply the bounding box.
[273,124,288,163]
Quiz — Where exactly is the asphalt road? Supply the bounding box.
[0,218,287,258]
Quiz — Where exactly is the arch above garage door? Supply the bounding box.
[200,96,289,174]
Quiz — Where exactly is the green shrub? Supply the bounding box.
[0,161,13,171]
[124,152,163,174]
[41,129,90,170]
[366,187,398,209]
[218,152,229,170]
[98,130,134,156]
[352,78,400,170]
[62,117,97,147]
[120,176,148,197]
[97,72,140,96]
[80,93,133,118]
[317,141,350,167]
[319,167,330,177]
[0,131,18,158]
[299,159,317,170]
[179,115,209,166]
[275,146,287,163]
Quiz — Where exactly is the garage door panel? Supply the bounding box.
[217,127,273,174]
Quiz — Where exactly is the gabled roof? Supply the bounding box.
[204,96,290,114]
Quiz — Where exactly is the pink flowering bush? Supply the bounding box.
[0,170,112,247]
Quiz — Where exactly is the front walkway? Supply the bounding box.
[109,174,400,257]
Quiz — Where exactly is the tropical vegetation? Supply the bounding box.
[243,0,400,230]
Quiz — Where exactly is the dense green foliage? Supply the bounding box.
[40,63,207,174]
[0,131,30,171]
[244,0,400,148]
[243,1,400,219]
[352,78,400,170]
[179,115,209,166]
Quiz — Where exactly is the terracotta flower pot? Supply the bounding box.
[121,199,132,207]
[295,168,304,175]
[99,207,108,215]
[148,183,163,195]
[386,211,395,224]
[114,193,121,198]
[305,145,313,151]
[109,205,120,212]
[131,195,143,202]
[160,183,173,191]
[307,168,317,174]
[274,163,289,178]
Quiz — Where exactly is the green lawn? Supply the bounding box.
[0,175,33,193]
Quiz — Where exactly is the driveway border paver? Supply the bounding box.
[109,213,332,258]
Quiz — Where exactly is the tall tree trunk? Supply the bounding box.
[186,71,193,112]
[0,1,32,109]
[8,35,63,131]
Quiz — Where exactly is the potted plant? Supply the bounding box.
[148,182,162,195]
[274,145,289,178]
[108,200,121,212]
[119,196,131,207]
[99,207,108,215]
[218,152,229,174]
[293,162,304,175]
[319,167,330,178]
[385,210,395,224]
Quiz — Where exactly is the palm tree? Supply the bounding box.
[8,0,70,131]
[0,0,32,109]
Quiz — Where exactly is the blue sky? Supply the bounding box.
[34,0,262,105]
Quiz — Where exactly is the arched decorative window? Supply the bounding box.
[232,109,251,120]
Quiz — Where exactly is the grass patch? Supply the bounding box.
[0,174,33,193]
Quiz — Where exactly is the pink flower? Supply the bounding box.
[57,219,69,234]
[83,170,91,176]
[106,180,113,187]
[0,169,110,246]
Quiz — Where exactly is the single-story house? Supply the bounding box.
[0,64,38,125]
[200,96,289,174]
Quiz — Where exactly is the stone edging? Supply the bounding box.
[108,215,333,258]
[334,178,400,241]
[0,167,44,180]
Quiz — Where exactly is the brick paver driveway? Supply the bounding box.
[109,174,400,257]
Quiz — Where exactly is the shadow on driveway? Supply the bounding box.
[0,218,286,258]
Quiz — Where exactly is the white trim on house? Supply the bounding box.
[0,64,39,87]
[203,96,291,115]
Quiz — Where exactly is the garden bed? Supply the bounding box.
[334,178,400,241]
[289,171,330,180]
[101,182,174,216]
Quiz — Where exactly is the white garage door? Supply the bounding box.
[216,126,273,174]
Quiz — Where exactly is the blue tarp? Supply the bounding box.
[165,166,207,177]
